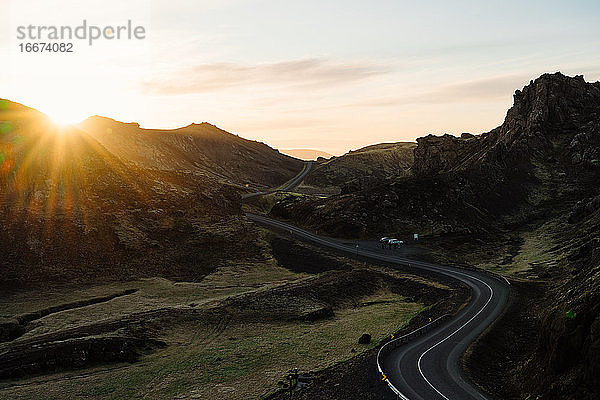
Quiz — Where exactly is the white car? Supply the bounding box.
[379,237,390,243]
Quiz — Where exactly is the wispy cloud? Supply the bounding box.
[141,58,388,95]
[345,73,534,108]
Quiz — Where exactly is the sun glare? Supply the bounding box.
[48,112,82,127]
[41,103,89,127]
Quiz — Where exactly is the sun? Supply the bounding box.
[48,111,84,127]
[41,103,89,127]
[43,109,85,135]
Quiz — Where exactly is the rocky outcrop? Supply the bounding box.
[568,195,600,223]
[0,336,165,379]
[570,121,600,168]
[413,73,600,176]
[305,142,415,191]
[412,133,481,175]
[499,74,600,140]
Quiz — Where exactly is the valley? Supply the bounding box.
[1,72,599,399]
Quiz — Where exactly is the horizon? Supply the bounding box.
[3,70,596,158]
[2,0,600,154]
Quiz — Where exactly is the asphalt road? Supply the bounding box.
[241,161,313,199]
[246,213,510,400]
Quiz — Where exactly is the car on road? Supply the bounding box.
[380,237,403,248]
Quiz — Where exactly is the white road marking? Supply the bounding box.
[247,214,503,400]
[416,272,493,400]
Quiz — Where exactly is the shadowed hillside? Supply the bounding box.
[296,142,415,195]
[80,116,303,190]
[0,100,301,287]
[272,73,600,238]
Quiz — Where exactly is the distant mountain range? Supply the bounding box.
[280,149,333,160]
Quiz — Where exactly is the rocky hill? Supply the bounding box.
[299,142,415,195]
[0,100,299,288]
[79,116,303,190]
[413,73,600,175]
[272,73,600,237]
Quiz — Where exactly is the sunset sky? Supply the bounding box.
[2,0,600,154]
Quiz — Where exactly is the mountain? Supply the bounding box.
[80,117,303,190]
[413,73,600,175]
[302,142,415,195]
[0,100,301,288]
[268,72,600,399]
[272,73,600,237]
[280,149,333,160]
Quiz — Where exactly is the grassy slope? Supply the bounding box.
[0,232,443,400]
[80,117,303,191]
[412,157,600,399]
[297,142,415,195]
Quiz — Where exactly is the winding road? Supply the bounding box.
[244,161,510,399]
[241,161,313,199]
[248,213,509,400]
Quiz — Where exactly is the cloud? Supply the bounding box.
[141,58,387,95]
[346,73,534,108]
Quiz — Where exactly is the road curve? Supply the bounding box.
[279,160,314,191]
[246,213,509,400]
[241,161,313,199]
